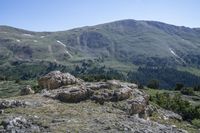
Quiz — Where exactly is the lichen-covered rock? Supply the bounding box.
[91,86,133,104]
[127,96,148,115]
[0,100,27,109]
[1,116,48,133]
[86,82,110,90]
[127,93,150,117]
[55,86,93,103]
[38,71,80,90]
[107,80,138,89]
[91,90,114,104]
[20,85,35,95]
[90,80,137,104]
[113,86,133,101]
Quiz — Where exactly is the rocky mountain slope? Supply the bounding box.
[0,71,196,132]
[1,19,200,87]
[1,20,200,66]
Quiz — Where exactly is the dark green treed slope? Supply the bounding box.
[0,19,200,88]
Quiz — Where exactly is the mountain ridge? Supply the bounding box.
[1,19,200,88]
[1,19,200,32]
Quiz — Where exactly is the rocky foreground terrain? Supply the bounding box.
[0,71,190,132]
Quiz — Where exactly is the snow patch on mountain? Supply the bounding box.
[56,40,66,47]
[23,34,33,37]
[16,39,21,42]
[40,36,45,38]
[56,40,72,57]
[169,48,186,64]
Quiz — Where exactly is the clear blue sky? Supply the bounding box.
[0,0,199,31]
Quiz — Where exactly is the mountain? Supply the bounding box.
[1,19,200,88]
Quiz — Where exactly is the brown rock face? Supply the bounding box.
[38,71,80,90]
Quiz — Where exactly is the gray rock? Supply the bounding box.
[90,80,137,104]
[90,86,133,104]
[86,82,110,90]
[0,109,4,114]
[55,86,93,103]
[1,116,41,133]
[107,80,138,89]
[113,86,133,101]
[127,95,149,115]
[0,100,27,109]
[52,119,66,123]
[20,85,35,95]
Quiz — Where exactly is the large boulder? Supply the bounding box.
[38,71,80,90]
[20,85,35,95]
[55,86,93,103]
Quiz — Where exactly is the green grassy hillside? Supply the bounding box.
[1,19,200,87]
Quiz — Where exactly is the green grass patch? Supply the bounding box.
[0,80,37,98]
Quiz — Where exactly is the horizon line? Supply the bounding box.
[0,19,199,32]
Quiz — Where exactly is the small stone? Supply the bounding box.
[20,85,35,95]
[0,110,4,114]
[104,126,111,130]
[52,119,66,123]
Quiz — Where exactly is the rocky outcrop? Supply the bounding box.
[0,100,27,109]
[0,116,48,133]
[20,85,35,95]
[41,78,138,105]
[38,71,80,90]
[37,72,182,124]
[0,71,191,132]
[38,72,150,117]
